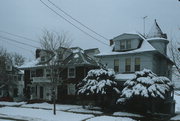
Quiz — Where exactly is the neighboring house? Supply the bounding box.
[0,56,24,101]
[19,47,99,103]
[96,20,173,83]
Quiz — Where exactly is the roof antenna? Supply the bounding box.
[143,16,148,37]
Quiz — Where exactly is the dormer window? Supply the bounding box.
[120,40,125,50]
[126,40,131,49]
[120,40,131,50]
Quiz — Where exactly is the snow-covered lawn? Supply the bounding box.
[174,91,180,113]
[171,91,180,121]
[87,116,135,121]
[113,112,143,118]
[0,102,136,121]
[22,102,82,111]
[0,101,26,106]
[0,107,94,121]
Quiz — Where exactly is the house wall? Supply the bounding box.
[148,39,168,55]
[98,52,154,73]
[152,54,173,80]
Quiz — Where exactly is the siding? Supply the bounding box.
[98,52,154,73]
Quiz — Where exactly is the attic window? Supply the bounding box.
[120,40,131,50]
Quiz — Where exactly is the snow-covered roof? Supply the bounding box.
[19,58,44,69]
[115,74,136,81]
[96,34,156,56]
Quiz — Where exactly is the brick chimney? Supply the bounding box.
[109,39,114,46]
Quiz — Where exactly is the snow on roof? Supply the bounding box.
[97,34,156,56]
[146,37,169,42]
[19,58,41,69]
[115,74,136,81]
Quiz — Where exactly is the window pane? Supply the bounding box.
[135,58,140,65]
[135,58,140,71]
[68,68,75,77]
[125,58,131,72]
[120,40,125,49]
[114,59,119,72]
[126,40,131,49]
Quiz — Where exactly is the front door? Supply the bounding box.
[40,86,43,99]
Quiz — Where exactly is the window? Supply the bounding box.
[67,84,76,95]
[135,58,140,71]
[13,88,18,97]
[114,59,119,73]
[120,40,125,49]
[46,69,51,77]
[36,69,43,77]
[68,67,75,78]
[125,58,131,72]
[41,56,46,62]
[18,75,21,81]
[126,40,131,49]
[120,40,131,50]
[30,70,36,78]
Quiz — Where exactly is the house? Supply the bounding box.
[96,20,175,114]
[0,56,24,101]
[96,20,173,82]
[19,47,99,103]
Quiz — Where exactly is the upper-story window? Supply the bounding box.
[68,67,75,78]
[125,58,131,72]
[114,59,119,73]
[134,57,140,71]
[126,40,131,49]
[120,40,131,50]
[30,70,36,78]
[120,40,125,50]
[41,56,46,62]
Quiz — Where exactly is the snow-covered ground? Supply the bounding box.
[171,91,180,121]
[0,102,136,121]
[0,91,180,121]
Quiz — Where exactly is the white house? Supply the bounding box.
[96,20,173,81]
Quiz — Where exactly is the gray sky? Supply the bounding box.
[0,0,180,60]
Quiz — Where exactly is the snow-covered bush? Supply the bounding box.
[117,69,173,103]
[77,68,120,96]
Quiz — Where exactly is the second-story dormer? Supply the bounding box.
[112,33,143,52]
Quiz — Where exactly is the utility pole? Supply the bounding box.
[143,16,148,37]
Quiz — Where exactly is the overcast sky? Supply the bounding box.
[0,0,180,60]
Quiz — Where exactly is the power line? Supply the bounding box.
[47,0,109,41]
[0,39,34,52]
[39,0,109,46]
[0,30,39,44]
[0,35,38,48]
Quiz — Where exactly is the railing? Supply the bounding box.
[32,77,51,83]
[32,77,62,83]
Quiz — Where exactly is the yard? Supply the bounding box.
[0,91,180,121]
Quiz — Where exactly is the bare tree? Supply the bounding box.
[12,53,25,67]
[40,30,71,115]
[0,47,15,96]
[168,39,180,75]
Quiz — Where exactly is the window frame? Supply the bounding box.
[68,67,76,78]
[114,59,119,73]
[134,57,141,71]
[125,58,131,72]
